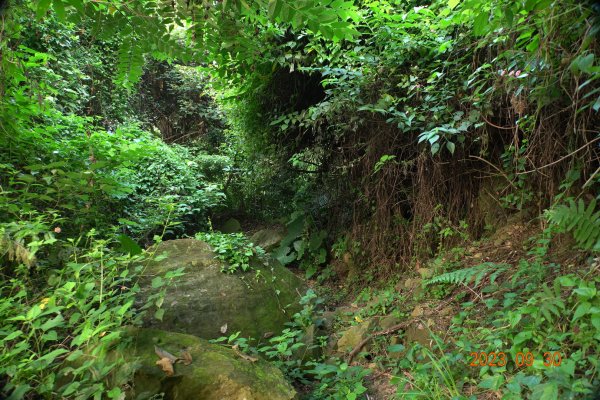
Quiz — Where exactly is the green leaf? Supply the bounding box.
[27,305,42,321]
[36,0,52,19]
[524,0,540,11]
[446,141,456,155]
[513,330,532,346]
[571,54,595,74]
[40,315,65,331]
[268,0,283,19]
[473,12,489,36]
[117,234,143,255]
[2,330,23,342]
[66,350,84,362]
[42,330,58,342]
[579,54,596,72]
[308,230,326,252]
[478,374,505,390]
[305,264,317,279]
[526,34,540,52]
[151,276,164,288]
[36,348,68,366]
[572,302,591,321]
[6,384,31,400]
[387,344,405,352]
[54,1,66,20]
[530,382,558,400]
[448,0,460,9]
[573,286,596,299]
[117,300,134,317]
[508,312,522,327]
[591,313,600,330]
[107,387,123,399]
[592,96,600,112]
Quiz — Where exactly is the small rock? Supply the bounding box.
[336,318,376,353]
[250,228,284,252]
[379,314,402,330]
[404,278,422,289]
[439,306,455,317]
[410,305,424,317]
[417,268,433,279]
[405,278,423,296]
[405,322,431,348]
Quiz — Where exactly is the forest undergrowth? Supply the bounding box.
[1,0,599,399]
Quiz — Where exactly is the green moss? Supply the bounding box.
[115,328,296,400]
[140,239,306,340]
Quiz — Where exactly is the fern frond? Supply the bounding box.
[425,262,510,287]
[547,199,600,251]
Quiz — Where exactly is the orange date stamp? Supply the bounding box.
[468,351,563,368]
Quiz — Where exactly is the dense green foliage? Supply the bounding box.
[0,2,226,398]
[222,0,600,268]
[195,230,265,273]
[213,290,372,399]
[1,0,599,398]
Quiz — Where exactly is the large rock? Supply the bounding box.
[140,239,306,340]
[115,328,296,400]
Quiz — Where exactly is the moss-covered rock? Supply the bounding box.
[250,227,285,252]
[139,239,306,340]
[336,318,377,353]
[116,327,296,400]
[220,218,242,233]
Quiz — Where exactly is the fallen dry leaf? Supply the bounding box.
[220,323,228,334]
[263,331,274,339]
[156,357,174,376]
[232,344,258,363]
[179,348,193,366]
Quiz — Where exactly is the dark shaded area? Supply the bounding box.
[137,60,226,147]
[269,69,326,113]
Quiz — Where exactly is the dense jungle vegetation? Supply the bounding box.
[1,0,599,399]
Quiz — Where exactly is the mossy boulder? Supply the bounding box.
[220,218,242,233]
[139,239,306,340]
[116,327,296,400]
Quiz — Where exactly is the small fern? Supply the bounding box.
[425,262,510,287]
[547,198,600,251]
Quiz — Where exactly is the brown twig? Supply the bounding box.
[469,155,517,189]
[516,136,600,175]
[582,165,600,189]
[482,115,518,130]
[347,320,414,364]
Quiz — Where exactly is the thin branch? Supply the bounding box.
[583,165,600,189]
[469,155,517,189]
[482,115,518,130]
[516,136,600,175]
